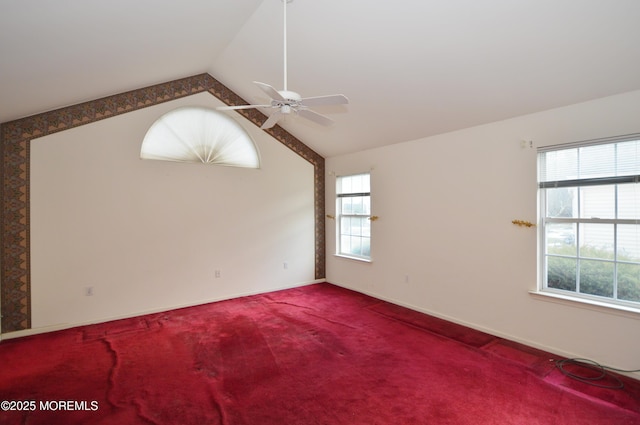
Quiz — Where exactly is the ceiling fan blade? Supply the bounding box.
[217,104,273,111]
[260,111,283,129]
[298,109,335,126]
[300,94,349,107]
[254,81,285,101]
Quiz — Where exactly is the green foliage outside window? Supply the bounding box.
[547,245,640,302]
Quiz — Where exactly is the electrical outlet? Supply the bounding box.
[215,270,221,278]
[283,262,288,270]
[84,286,94,296]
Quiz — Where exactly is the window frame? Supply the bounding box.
[336,172,372,261]
[537,135,640,311]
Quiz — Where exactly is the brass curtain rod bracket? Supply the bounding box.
[512,219,535,228]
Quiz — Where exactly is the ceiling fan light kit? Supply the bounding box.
[218,0,348,129]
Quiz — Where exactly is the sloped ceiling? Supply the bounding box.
[2,0,640,157]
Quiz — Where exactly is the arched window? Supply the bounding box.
[141,106,260,168]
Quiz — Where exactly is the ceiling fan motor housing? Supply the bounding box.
[279,90,301,102]
[274,90,301,114]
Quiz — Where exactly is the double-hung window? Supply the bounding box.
[336,173,371,260]
[538,136,640,308]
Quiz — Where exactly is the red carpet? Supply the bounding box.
[1,283,639,424]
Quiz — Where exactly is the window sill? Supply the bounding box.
[529,290,640,320]
[333,254,372,263]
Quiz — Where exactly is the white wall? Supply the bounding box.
[29,92,316,331]
[326,89,640,375]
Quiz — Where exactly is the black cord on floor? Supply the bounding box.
[555,358,640,390]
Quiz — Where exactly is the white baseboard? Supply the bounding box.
[1,279,325,340]
[329,282,640,380]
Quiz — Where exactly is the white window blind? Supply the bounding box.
[538,137,640,188]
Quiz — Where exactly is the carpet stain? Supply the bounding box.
[1,283,639,425]
[218,314,281,396]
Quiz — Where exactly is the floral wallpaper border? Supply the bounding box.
[0,73,325,333]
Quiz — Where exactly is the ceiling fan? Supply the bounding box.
[217,0,348,130]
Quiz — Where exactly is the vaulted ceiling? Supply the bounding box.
[2,0,640,157]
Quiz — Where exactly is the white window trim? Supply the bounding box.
[537,134,640,311]
[529,289,640,320]
[335,172,372,261]
[333,253,373,263]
